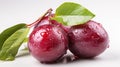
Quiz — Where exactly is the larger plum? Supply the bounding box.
[68,20,109,58]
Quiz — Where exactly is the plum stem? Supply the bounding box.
[27,8,53,28]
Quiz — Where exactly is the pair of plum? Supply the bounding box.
[28,14,109,63]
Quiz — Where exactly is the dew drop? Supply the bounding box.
[61,35,64,40]
[40,32,45,36]
[49,38,52,41]
[57,30,61,34]
[107,45,110,48]
[82,29,88,35]
[74,30,78,34]
[40,32,48,37]
[91,36,95,39]
[46,28,50,31]
[95,26,98,29]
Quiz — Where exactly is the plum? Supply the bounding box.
[68,20,109,58]
[28,24,68,63]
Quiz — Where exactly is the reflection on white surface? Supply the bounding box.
[0,0,120,67]
[0,50,120,67]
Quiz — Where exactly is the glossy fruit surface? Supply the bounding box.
[28,24,68,63]
[68,20,109,58]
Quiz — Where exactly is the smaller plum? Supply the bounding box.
[28,24,68,63]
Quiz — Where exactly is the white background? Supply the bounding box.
[0,0,120,67]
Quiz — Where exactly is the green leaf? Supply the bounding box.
[53,2,95,26]
[0,23,26,50]
[0,26,29,61]
[23,37,28,43]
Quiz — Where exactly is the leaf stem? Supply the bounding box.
[27,8,53,28]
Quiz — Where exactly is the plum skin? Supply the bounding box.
[28,24,68,63]
[68,20,109,58]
